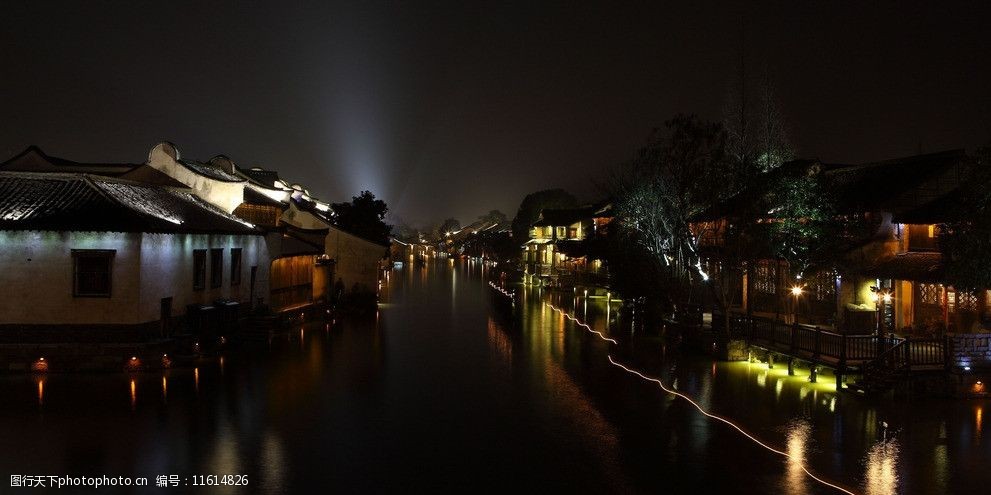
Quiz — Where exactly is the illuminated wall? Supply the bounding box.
[325,225,386,293]
[0,230,270,325]
[138,233,270,319]
[0,231,142,324]
[147,142,246,213]
[282,204,386,293]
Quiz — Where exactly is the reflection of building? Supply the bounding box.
[391,239,435,262]
[523,202,612,286]
[693,150,988,336]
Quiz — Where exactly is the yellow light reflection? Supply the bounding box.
[36,376,45,406]
[863,439,899,495]
[977,406,984,440]
[545,303,617,344]
[785,420,811,494]
[609,356,855,495]
[130,378,137,410]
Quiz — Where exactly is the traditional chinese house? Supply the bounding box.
[522,201,612,286]
[691,149,986,335]
[0,171,269,342]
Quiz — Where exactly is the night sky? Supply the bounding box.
[3,1,990,225]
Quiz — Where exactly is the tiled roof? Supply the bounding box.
[692,151,967,222]
[277,223,327,257]
[0,172,261,235]
[243,186,287,208]
[533,207,595,227]
[0,146,139,176]
[822,150,966,214]
[862,252,943,282]
[118,164,191,188]
[893,193,964,224]
[179,159,244,182]
[238,166,282,188]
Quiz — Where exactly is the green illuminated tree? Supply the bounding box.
[610,115,759,323]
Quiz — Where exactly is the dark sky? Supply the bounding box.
[3,1,990,226]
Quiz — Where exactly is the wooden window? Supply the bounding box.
[808,271,836,302]
[927,224,937,238]
[919,283,942,305]
[231,248,242,286]
[72,249,114,297]
[568,227,578,238]
[232,204,280,227]
[755,261,777,295]
[959,290,978,312]
[193,249,206,290]
[210,248,223,288]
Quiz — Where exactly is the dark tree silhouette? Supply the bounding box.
[511,189,578,244]
[331,190,391,245]
[439,218,462,235]
[941,145,991,290]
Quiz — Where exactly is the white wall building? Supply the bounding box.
[0,172,269,341]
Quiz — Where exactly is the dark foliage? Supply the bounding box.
[511,189,578,245]
[941,145,991,290]
[331,190,391,245]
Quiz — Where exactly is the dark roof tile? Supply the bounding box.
[0,172,261,235]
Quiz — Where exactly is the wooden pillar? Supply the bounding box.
[837,333,847,391]
[787,357,795,376]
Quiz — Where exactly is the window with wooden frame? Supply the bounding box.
[230,248,242,286]
[210,248,223,288]
[919,283,942,305]
[193,249,207,290]
[72,249,115,297]
[754,261,777,295]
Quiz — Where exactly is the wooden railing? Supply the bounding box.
[707,312,929,366]
[865,337,946,370]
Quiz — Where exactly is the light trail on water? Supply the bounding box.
[545,303,618,344]
[488,281,515,299]
[536,296,857,494]
[607,355,857,494]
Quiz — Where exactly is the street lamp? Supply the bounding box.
[790,285,803,324]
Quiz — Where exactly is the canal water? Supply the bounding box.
[0,259,988,494]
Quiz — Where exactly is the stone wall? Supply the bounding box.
[948,332,991,369]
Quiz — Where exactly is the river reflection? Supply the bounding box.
[0,260,988,493]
